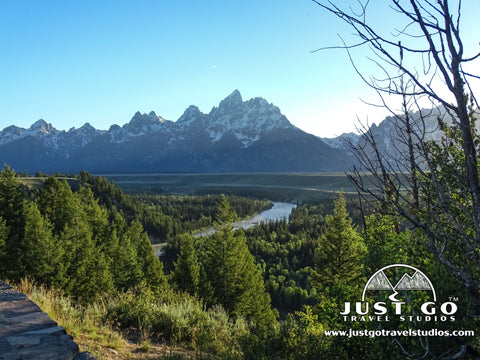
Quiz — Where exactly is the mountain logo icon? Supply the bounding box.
[361,264,436,302]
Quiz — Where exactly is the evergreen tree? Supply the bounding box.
[112,226,143,290]
[312,193,366,297]
[126,220,167,290]
[0,217,9,277]
[76,187,109,246]
[38,177,77,234]
[200,195,276,326]
[0,165,25,278]
[362,214,413,274]
[59,195,113,301]
[0,165,24,230]
[214,194,238,226]
[22,201,63,285]
[173,234,200,295]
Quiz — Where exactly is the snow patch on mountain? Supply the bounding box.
[106,111,174,143]
[321,132,361,150]
[206,91,293,147]
[0,119,62,149]
[0,119,107,155]
[0,125,26,146]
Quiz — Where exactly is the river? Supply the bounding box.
[153,202,296,256]
[193,201,297,237]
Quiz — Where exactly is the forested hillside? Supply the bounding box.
[0,166,166,301]
[1,166,478,359]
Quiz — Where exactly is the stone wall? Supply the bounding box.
[0,281,94,360]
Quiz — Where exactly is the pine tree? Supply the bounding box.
[0,165,24,230]
[113,227,143,290]
[0,217,9,277]
[22,201,63,285]
[0,165,25,278]
[312,193,366,296]
[76,187,109,245]
[59,194,113,301]
[102,212,126,275]
[126,220,167,290]
[362,214,413,274]
[200,195,276,327]
[38,177,77,234]
[173,234,200,295]
[214,194,238,226]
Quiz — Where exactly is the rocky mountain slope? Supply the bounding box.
[320,106,475,171]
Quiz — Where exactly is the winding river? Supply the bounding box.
[153,202,296,256]
[193,201,297,237]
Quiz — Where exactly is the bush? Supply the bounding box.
[106,285,249,357]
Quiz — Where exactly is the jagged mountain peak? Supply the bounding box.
[67,122,97,133]
[225,89,242,103]
[320,132,361,153]
[248,96,269,104]
[2,125,22,133]
[148,111,166,123]
[126,111,164,132]
[203,91,294,147]
[76,123,106,138]
[216,90,243,112]
[79,122,95,131]
[31,119,48,127]
[30,119,55,133]
[108,124,121,132]
[132,110,162,121]
[177,105,205,125]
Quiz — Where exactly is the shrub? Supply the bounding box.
[107,286,249,357]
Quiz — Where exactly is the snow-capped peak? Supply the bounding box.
[30,119,55,134]
[320,132,361,150]
[204,90,294,147]
[216,89,243,113]
[78,122,96,132]
[104,111,173,143]
[0,125,24,146]
[124,111,165,134]
[177,105,203,125]
[66,122,98,135]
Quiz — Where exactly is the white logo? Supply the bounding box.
[341,264,456,322]
[362,264,436,302]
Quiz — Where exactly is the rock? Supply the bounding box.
[0,281,88,360]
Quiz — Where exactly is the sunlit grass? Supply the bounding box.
[13,278,127,359]
[10,278,244,359]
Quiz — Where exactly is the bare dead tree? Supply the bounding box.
[312,0,480,357]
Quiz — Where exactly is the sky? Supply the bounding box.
[0,1,479,138]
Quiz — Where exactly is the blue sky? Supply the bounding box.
[1,1,479,137]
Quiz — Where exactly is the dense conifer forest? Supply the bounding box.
[0,166,478,359]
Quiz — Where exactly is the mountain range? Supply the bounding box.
[0,90,457,174]
[0,90,353,173]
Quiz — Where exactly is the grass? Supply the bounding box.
[10,279,206,360]
[17,172,362,201]
[103,172,358,201]
[13,278,128,359]
[17,177,82,191]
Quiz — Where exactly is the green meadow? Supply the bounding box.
[101,172,359,201]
